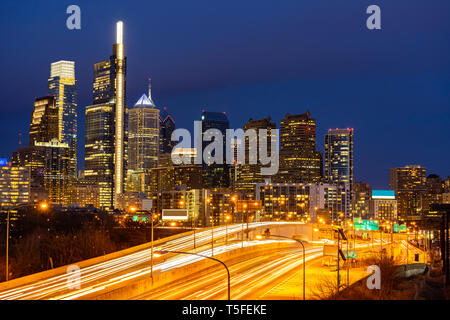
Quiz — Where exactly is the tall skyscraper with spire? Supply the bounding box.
[84,21,127,209]
[127,78,160,193]
[48,60,77,178]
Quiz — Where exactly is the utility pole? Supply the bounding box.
[5,209,10,282]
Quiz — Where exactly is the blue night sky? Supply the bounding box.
[0,0,449,189]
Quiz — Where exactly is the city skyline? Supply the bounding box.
[0,1,449,303]
[0,1,449,190]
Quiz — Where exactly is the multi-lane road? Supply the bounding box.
[0,222,297,300]
[0,221,418,300]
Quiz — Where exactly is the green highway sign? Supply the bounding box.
[399,224,407,232]
[345,250,357,259]
[132,215,139,222]
[354,219,379,231]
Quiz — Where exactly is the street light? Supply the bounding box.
[256,234,306,300]
[155,250,231,300]
[225,215,231,245]
[206,198,214,256]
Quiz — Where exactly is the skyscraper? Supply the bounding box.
[48,60,77,178]
[201,111,230,188]
[127,85,160,193]
[277,111,322,183]
[84,103,115,208]
[236,116,276,198]
[128,93,159,172]
[159,106,176,155]
[84,21,127,209]
[325,128,354,190]
[29,96,58,146]
[390,165,427,219]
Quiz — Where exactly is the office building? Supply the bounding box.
[85,21,127,209]
[0,165,30,207]
[256,182,350,222]
[48,60,77,178]
[201,111,230,188]
[29,96,58,146]
[159,106,176,155]
[390,165,426,219]
[235,117,276,198]
[351,181,372,219]
[12,139,70,206]
[370,190,398,221]
[127,90,159,192]
[277,111,322,183]
[325,128,354,191]
[84,103,115,209]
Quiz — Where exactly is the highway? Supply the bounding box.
[0,222,296,300]
[134,246,324,300]
[133,240,381,300]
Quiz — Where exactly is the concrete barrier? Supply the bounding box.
[90,241,299,300]
[0,229,196,291]
[394,263,427,278]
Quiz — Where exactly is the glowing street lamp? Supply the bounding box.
[225,215,231,245]
[155,250,231,300]
[256,234,306,300]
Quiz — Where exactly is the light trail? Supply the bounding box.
[0,222,298,300]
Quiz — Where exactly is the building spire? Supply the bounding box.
[116,21,123,44]
[148,77,154,105]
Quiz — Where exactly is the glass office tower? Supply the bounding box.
[48,60,77,178]
[84,21,127,209]
[325,128,354,190]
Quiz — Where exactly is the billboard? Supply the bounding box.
[162,209,188,221]
[0,158,7,166]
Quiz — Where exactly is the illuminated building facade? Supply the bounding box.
[370,190,398,221]
[201,111,230,188]
[69,181,100,208]
[0,165,30,207]
[12,140,70,205]
[236,117,276,198]
[149,164,203,194]
[389,165,426,219]
[29,96,58,146]
[85,21,127,209]
[127,91,159,192]
[256,182,350,222]
[84,103,115,209]
[48,60,77,178]
[351,181,372,219]
[325,128,354,191]
[277,112,322,183]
